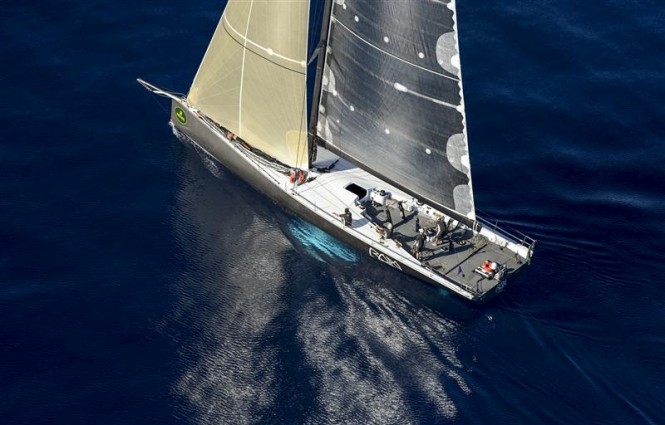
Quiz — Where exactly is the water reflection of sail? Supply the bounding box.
[170,150,290,424]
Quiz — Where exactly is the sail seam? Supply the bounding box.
[223,14,304,68]
[237,0,255,137]
[334,19,459,83]
[220,21,306,75]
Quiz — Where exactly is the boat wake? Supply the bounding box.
[286,218,358,264]
[172,124,226,179]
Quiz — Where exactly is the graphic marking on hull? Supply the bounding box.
[369,247,402,271]
[175,107,187,125]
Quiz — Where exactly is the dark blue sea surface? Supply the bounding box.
[2,1,664,424]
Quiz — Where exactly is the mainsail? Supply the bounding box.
[315,0,476,222]
[188,0,310,169]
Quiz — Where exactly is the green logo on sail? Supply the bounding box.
[175,107,187,125]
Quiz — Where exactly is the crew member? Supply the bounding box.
[336,208,352,226]
[384,221,394,239]
[432,216,447,245]
[412,231,425,260]
[481,260,496,277]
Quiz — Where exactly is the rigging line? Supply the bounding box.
[297,166,340,197]
[305,176,355,211]
[334,19,460,83]
[307,48,320,66]
[310,0,326,47]
[149,93,169,115]
[238,0,256,137]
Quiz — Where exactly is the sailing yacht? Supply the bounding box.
[139,0,535,304]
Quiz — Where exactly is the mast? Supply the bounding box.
[308,0,334,164]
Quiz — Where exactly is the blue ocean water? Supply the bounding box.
[1,1,664,424]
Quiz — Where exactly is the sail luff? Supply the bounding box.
[187,8,226,99]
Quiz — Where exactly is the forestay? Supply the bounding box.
[188,0,310,169]
[316,0,476,221]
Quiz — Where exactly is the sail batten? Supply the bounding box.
[188,0,310,169]
[316,0,476,219]
[333,18,460,82]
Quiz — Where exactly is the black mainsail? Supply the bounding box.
[314,0,476,227]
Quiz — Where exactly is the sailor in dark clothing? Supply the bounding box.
[412,231,425,260]
[335,208,352,226]
[343,208,352,226]
[397,201,406,220]
[415,217,421,233]
[448,238,454,254]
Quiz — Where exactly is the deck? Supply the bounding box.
[363,202,527,295]
[294,147,531,298]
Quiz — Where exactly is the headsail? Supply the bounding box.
[316,0,476,221]
[188,0,310,169]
